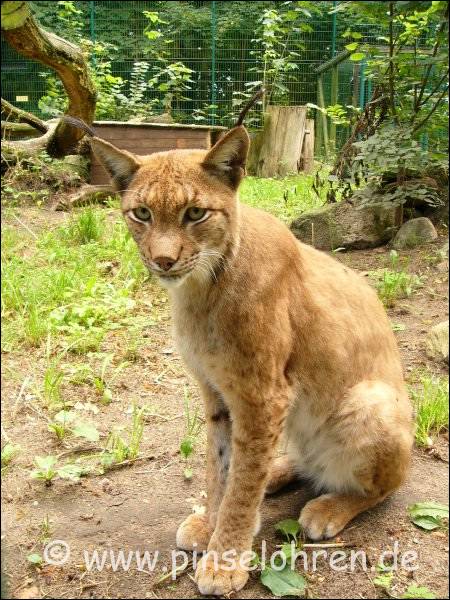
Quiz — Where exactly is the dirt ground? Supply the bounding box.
[1,208,449,599]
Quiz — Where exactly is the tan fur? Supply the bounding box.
[91,126,414,596]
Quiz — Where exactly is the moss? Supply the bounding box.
[1,1,30,30]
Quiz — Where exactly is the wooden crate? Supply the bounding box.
[90,121,226,185]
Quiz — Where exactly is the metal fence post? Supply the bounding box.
[359,59,366,109]
[89,1,96,66]
[210,1,217,125]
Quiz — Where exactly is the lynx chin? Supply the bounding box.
[85,119,413,597]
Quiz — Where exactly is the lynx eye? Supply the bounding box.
[131,206,152,223]
[185,206,207,223]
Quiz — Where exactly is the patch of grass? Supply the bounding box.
[411,374,449,447]
[1,208,149,351]
[369,250,424,307]
[42,362,65,409]
[64,207,105,245]
[180,387,203,479]
[101,404,145,467]
[240,173,325,222]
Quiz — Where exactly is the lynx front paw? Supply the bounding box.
[194,552,249,596]
[176,513,213,552]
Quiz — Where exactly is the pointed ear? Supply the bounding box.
[90,138,141,192]
[202,126,250,188]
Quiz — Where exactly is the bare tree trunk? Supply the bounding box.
[257,106,307,177]
[2,1,96,157]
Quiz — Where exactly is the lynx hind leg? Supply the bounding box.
[299,492,385,540]
[300,380,413,540]
[266,455,300,495]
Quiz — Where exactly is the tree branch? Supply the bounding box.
[1,98,48,133]
[412,87,449,134]
[417,69,449,109]
[414,20,447,112]
[2,1,96,157]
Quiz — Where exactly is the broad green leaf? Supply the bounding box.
[101,452,115,468]
[345,42,359,51]
[402,584,436,599]
[1,443,20,467]
[27,553,43,565]
[54,410,75,424]
[350,52,365,62]
[275,519,301,540]
[71,421,100,442]
[34,455,57,470]
[260,566,306,597]
[57,463,84,479]
[408,502,449,530]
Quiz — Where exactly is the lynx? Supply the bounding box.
[69,115,413,596]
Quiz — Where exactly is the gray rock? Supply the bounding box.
[426,321,449,363]
[290,200,398,251]
[392,217,438,249]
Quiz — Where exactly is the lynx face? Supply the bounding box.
[90,128,249,289]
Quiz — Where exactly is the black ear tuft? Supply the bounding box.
[61,117,140,191]
[62,116,96,138]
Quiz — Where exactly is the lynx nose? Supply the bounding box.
[154,256,176,272]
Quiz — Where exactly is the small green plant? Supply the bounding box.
[40,515,52,542]
[27,553,43,567]
[65,207,105,245]
[101,404,144,468]
[259,518,306,597]
[402,584,436,599]
[42,363,65,409]
[47,410,100,443]
[373,563,394,590]
[370,250,423,307]
[30,455,89,486]
[180,388,202,479]
[23,307,48,347]
[92,354,129,405]
[1,443,21,472]
[30,456,58,486]
[411,374,449,447]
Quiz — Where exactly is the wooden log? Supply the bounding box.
[53,184,117,211]
[300,119,315,174]
[1,120,42,139]
[257,106,307,178]
[1,98,48,133]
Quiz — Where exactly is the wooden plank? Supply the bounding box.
[94,127,209,141]
[93,120,226,131]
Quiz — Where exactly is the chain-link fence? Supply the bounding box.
[1,1,446,154]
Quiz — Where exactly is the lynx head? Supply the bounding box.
[90,127,249,289]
